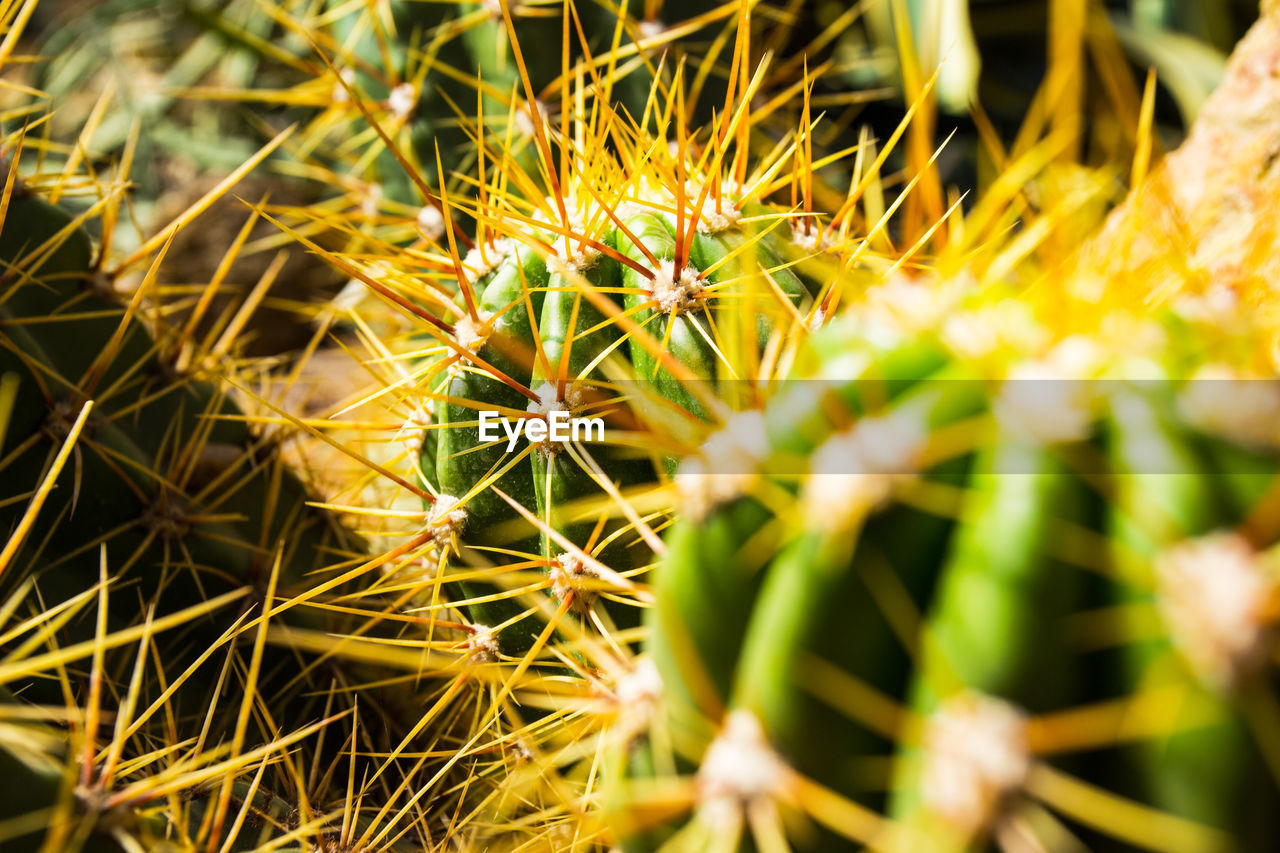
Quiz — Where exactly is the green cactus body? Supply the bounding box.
[912,439,1091,709]
[0,687,144,852]
[421,195,828,654]
[615,318,983,847]
[644,324,960,721]
[615,312,1280,851]
[430,243,548,647]
[887,433,1094,850]
[323,1,726,205]
[29,0,1280,850]
[649,493,774,722]
[325,0,473,202]
[0,185,356,757]
[1104,382,1278,845]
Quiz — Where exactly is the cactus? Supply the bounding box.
[0,138,390,850]
[420,199,828,650]
[295,0,755,209]
[285,39,903,661]
[11,0,1280,850]
[601,280,1280,850]
[0,169,355,673]
[230,6,1280,848]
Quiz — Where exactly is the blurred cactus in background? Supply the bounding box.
[5,0,1280,850]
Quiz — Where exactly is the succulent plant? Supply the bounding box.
[601,269,1280,851]
[10,0,1280,851]
[283,35,911,664]
[0,171,355,659]
[0,139,378,850]
[416,186,832,651]
[303,0,755,207]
